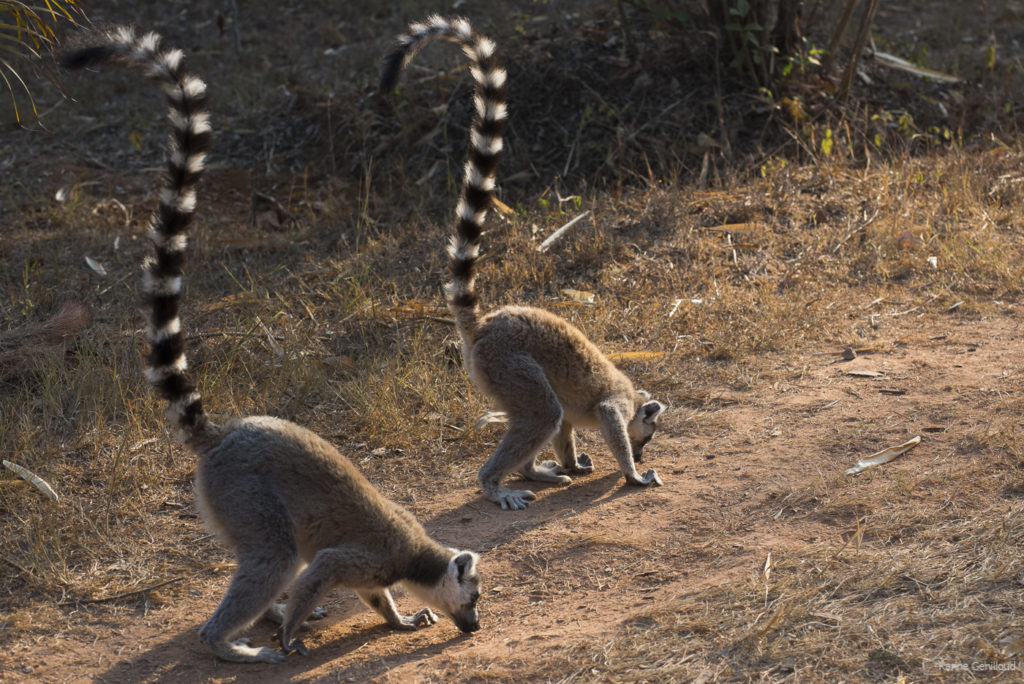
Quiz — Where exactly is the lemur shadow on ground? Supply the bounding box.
[94,608,472,683]
[422,468,659,553]
[93,469,651,683]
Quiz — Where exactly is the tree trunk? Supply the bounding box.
[771,0,805,56]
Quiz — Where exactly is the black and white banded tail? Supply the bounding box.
[63,27,212,441]
[381,15,507,341]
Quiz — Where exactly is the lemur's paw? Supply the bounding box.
[530,461,573,485]
[626,468,663,487]
[266,603,327,626]
[394,608,438,630]
[641,468,663,486]
[497,488,536,510]
[254,646,287,663]
[281,636,310,657]
[412,608,439,628]
[210,637,285,663]
[573,453,595,473]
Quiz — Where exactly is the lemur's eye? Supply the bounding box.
[469,592,480,606]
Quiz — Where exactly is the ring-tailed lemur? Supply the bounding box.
[63,26,481,664]
[382,16,666,511]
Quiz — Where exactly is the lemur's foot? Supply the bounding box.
[281,636,310,657]
[206,636,286,663]
[627,468,662,487]
[539,452,593,477]
[523,461,572,485]
[485,485,536,510]
[640,468,662,486]
[572,452,595,474]
[393,608,439,630]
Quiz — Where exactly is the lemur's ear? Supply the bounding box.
[452,551,479,582]
[641,400,665,424]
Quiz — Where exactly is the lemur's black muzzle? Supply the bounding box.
[456,617,481,633]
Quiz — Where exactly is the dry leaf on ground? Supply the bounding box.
[3,460,60,502]
[845,436,922,475]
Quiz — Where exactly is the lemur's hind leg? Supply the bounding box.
[196,474,303,663]
[541,421,594,476]
[197,491,300,663]
[476,353,566,509]
[356,588,438,630]
[518,410,572,484]
[199,550,299,663]
[480,413,563,509]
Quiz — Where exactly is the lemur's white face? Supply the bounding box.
[429,550,481,633]
[628,398,665,463]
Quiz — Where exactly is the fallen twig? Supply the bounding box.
[63,577,186,605]
[537,210,592,253]
[866,50,963,83]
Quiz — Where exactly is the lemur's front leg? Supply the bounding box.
[356,588,438,630]
[598,404,662,486]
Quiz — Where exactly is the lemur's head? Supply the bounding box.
[628,391,666,463]
[414,550,481,633]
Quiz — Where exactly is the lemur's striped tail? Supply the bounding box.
[381,16,507,343]
[63,27,212,441]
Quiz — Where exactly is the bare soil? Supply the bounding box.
[2,309,1020,683]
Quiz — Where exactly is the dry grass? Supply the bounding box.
[6,142,1024,677]
[2,1,1024,681]
[426,411,1024,682]
[540,503,1023,682]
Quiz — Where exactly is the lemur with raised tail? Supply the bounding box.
[382,16,666,511]
[62,26,481,664]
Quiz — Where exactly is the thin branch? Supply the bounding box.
[838,0,881,101]
[62,577,186,605]
[537,210,593,253]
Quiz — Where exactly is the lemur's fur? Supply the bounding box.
[382,16,666,511]
[63,26,481,664]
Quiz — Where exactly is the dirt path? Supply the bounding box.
[6,311,1021,683]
